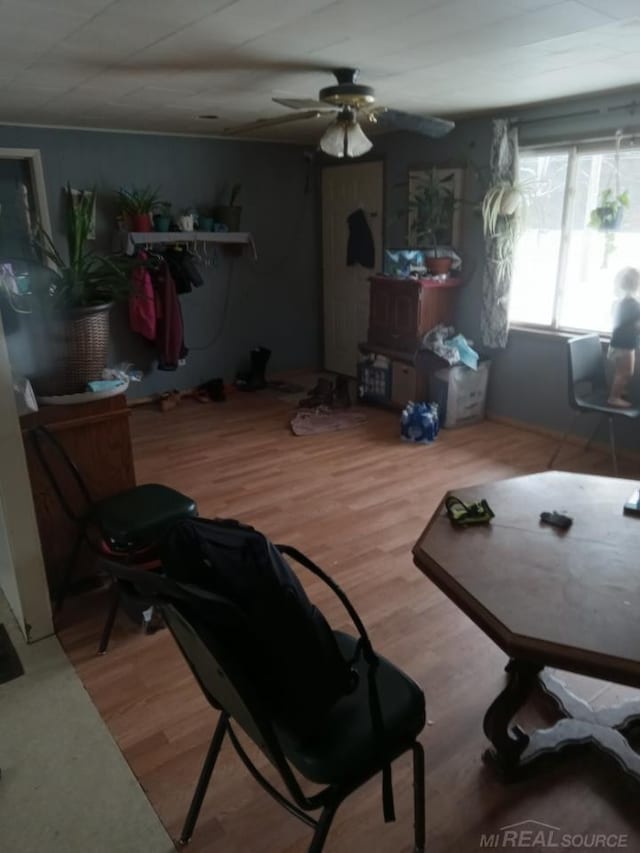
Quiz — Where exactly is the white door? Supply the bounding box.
[322,161,383,376]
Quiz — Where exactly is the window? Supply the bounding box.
[510,141,640,334]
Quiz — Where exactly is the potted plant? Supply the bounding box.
[153,202,173,233]
[198,208,214,232]
[118,185,164,232]
[589,188,630,267]
[214,183,242,232]
[408,169,458,275]
[481,178,526,281]
[31,184,133,395]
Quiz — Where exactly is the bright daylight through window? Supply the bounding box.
[510,142,640,333]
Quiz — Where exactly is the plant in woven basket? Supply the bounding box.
[29,184,135,395]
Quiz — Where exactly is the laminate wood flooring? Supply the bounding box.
[58,393,640,853]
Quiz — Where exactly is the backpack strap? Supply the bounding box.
[275,543,396,823]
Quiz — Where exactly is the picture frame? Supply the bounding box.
[408,167,465,250]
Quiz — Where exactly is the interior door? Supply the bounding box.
[322,161,383,376]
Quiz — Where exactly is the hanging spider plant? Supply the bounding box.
[481,179,527,281]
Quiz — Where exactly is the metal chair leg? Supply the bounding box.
[97,584,120,655]
[412,741,426,853]
[308,801,339,853]
[584,415,603,453]
[179,713,229,846]
[547,412,577,469]
[608,417,618,475]
[55,531,84,611]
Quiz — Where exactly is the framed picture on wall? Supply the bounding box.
[408,167,465,250]
[70,187,97,240]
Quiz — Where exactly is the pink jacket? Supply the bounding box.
[129,253,156,341]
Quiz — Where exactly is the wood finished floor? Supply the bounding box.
[58,392,640,853]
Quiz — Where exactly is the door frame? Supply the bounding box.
[0,147,53,642]
[319,156,386,373]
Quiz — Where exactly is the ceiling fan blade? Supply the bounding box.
[223,109,332,136]
[371,107,455,138]
[273,97,327,110]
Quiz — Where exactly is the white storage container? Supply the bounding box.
[433,361,490,428]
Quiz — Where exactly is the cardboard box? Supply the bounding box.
[432,361,490,428]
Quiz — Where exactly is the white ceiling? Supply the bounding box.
[0,0,639,141]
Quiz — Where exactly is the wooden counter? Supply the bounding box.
[20,394,136,597]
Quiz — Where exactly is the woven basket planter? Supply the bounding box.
[32,303,113,397]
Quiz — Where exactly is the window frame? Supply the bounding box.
[510,138,640,337]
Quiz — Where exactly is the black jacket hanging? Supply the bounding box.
[346,208,375,269]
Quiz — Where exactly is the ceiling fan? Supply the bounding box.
[222,68,455,158]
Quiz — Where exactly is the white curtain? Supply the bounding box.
[480,119,519,348]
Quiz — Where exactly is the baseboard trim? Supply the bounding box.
[486,412,640,465]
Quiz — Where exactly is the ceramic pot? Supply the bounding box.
[425,256,452,276]
[131,213,153,232]
[214,205,242,232]
[153,214,172,232]
[177,214,194,232]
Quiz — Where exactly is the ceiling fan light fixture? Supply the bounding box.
[345,119,373,158]
[319,109,372,159]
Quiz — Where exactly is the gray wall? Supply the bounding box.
[0,125,320,398]
[375,88,640,448]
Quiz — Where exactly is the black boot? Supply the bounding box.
[236,347,271,391]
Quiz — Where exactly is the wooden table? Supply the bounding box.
[412,471,640,781]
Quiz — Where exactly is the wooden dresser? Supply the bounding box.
[367,275,460,352]
[20,394,136,597]
[358,275,462,407]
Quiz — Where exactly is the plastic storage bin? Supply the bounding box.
[357,356,391,403]
[432,361,490,428]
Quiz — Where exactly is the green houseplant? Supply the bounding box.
[408,169,458,275]
[589,188,630,267]
[214,182,242,232]
[31,184,133,395]
[481,178,526,282]
[118,185,165,232]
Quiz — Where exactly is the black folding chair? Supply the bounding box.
[548,334,640,475]
[30,425,197,652]
[106,561,427,853]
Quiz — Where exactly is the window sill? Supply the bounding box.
[510,324,611,343]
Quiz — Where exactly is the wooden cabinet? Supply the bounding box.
[368,275,460,352]
[20,394,136,597]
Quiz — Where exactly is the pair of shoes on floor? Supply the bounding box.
[194,378,226,403]
[298,376,351,410]
[608,396,633,408]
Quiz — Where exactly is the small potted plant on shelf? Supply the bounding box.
[589,188,630,267]
[408,169,458,275]
[118,185,165,232]
[198,208,214,232]
[214,182,242,232]
[153,202,173,233]
[29,184,133,395]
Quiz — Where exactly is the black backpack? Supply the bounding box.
[160,517,395,820]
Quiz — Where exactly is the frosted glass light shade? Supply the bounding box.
[319,116,373,159]
[319,121,348,158]
[345,120,373,157]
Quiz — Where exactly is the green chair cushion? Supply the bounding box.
[277,631,425,786]
[92,483,197,548]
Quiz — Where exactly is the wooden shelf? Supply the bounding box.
[126,231,257,259]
